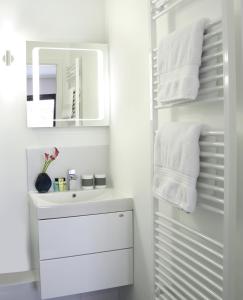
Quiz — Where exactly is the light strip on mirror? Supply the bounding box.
[75,57,80,126]
[97,49,105,121]
[32,47,40,103]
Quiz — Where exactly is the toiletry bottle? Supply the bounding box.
[53,178,59,192]
[63,178,67,191]
[58,178,64,192]
[81,175,94,190]
[94,174,107,189]
[68,169,78,191]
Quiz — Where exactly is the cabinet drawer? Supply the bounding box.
[38,211,133,260]
[40,248,133,299]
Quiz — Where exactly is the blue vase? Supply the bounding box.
[35,172,52,193]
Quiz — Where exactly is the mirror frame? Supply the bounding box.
[26,41,110,127]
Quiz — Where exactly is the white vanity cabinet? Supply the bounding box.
[30,196,134,300]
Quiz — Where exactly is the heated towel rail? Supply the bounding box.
[154,130,224,300]
[150,0,237,299]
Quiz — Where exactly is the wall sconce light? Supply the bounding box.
[2,50,14,66]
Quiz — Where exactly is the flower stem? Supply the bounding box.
[43,160,52,173]
[42,161,47,173]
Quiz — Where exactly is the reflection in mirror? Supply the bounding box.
[27,65,57,127]
[26,42,109,128]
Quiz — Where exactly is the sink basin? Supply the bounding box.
[29,188,133,219]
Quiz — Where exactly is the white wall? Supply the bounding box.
[27,78,56,96]
[0,0,107,274]
[106,1,153,300]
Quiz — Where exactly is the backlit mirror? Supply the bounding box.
[26,42,109,127]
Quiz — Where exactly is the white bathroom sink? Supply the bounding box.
[29,188,133,219]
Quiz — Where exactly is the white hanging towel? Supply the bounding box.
[158,18,208,104]
[153,122,203,213]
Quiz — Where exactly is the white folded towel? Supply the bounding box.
[158,18,208,104]
[153,122,203,213]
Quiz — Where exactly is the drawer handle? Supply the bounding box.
[118,213,124,217]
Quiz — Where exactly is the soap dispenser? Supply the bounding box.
[67,169,78,191]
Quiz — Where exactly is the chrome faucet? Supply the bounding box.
[67,169,78,190]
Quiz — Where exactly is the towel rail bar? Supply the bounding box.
[155,294,173,300]
[199,63,224,74]
[155,248,223,292]
[205,19,222,30]
[200,162,224,171]
[197,182,224,193]
[156,255,223,298]
[199,141,224,147]
[152,0,185,20]
[155,221,224,258]
[154,97,224,109]
[199,193,224,204]
[155,281,179,300]
[200,152,224,159]
[155,236,224,280]
[155,232,223,270]
[156,274,193,300]
[199,172,224,182]
[156,263,213,300]
[199,75,224,84]
[204,30,223,40]
[198,85,224,95]
[200,131,224,136]
[202,51,224,63]
[198,203,224,215]
[155,212,224,248]
[155,285,178,300]
[203,40,223,52]
[156,270,197,300]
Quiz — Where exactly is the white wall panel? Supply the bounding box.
[106,0,153,300]
[0,0,107,275]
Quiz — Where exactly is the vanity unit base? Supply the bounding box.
[29,190,134,299]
